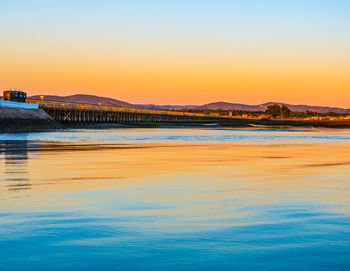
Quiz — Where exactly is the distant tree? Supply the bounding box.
[281,105,291,118]
[305,110,315,117]
[266,105,281,118]
[265,104,291,119]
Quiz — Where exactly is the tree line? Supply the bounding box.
[181,104,349,119]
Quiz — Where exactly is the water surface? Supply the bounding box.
[1,127,350,270]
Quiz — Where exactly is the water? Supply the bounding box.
[2,126,350,144]
[1,127,350,270]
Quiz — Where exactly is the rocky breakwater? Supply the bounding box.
[0,107,61,132]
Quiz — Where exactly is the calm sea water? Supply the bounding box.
[1,127,350,270]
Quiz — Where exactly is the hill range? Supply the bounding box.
[29,94,350,114]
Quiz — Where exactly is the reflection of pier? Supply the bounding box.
[0,141,32,192]
[26,99,230,123]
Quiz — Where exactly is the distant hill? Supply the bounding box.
[136,104,198,110]
[29,94,350,113]
[261,102,350,114]
[29,94,135,108]
[195,101,350,113]
[196,102,265,111]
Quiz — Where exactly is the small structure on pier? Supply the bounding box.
[1,90,38,109]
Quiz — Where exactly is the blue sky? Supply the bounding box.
[1,0,349,106]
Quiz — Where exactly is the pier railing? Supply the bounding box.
[26,99,225,118]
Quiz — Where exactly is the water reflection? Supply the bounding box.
[1,127,350,144]
[0,140,31,192]
[0,129,350,270]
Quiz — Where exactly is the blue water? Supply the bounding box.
[1,127,350,270]
[2,206,349,270]
[1,126,350,144]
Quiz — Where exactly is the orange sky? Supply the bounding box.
[1,1,349,107]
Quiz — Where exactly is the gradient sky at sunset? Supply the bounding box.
[1,0,349,106]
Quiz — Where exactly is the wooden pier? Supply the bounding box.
[26,99,230,124]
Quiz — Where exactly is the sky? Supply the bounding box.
[1,0,349,107]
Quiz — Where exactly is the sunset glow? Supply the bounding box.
[1,0,349,106]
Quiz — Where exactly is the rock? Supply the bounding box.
[0,108,62,133]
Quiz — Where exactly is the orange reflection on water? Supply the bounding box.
[1,142,350,219]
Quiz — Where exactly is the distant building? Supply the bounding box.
[1,90,38,109]
[3,90,27,103]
